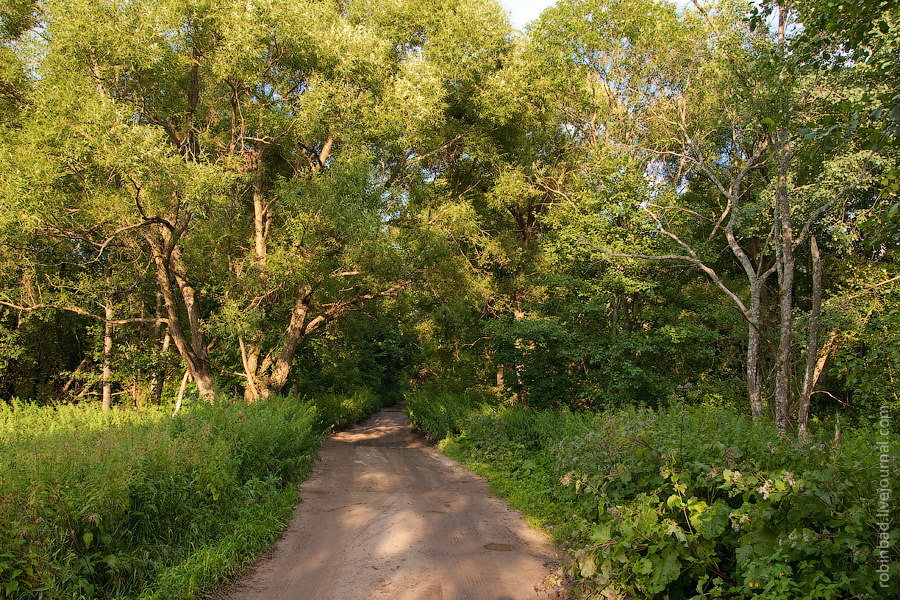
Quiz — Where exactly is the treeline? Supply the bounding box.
[1,0,898,430]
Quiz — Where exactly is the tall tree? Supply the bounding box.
[0,0,516,403]
[525,0,896,431]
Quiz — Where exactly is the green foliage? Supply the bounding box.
[826,274,900,425]
[306,386,385,433]
[405,386,490,439]
[409,389,900,599]
[552,404,899,599]
[486,316,578,408]
[0,397,320,599]
[135,484,297,600]
[0,310,92,403]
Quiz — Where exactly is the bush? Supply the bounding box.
[551,404,900,598]
[308,386,384,433]
[408,392,900,599]
[405,386,490,439]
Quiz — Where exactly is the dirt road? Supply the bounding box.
[222,405,561,600]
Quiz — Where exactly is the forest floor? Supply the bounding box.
[219,404,562,600]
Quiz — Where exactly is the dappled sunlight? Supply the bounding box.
[224,406,560,600]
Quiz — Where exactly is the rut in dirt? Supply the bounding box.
[222,404,562,600]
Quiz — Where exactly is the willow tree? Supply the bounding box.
[0,0,515,402]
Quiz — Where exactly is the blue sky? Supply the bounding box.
[498,0,695,30]
[498,0,556,30]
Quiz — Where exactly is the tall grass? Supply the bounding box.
[405,386,489,439]
[0,386,388,599]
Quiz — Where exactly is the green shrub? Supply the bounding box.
[410,391,900,600]
[308,386,384,433]
[553,405,900,598]
[405,387,488,439]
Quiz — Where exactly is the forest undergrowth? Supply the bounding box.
[406,386,900,599]
[0,387,384,600]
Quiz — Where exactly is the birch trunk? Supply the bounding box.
[798,237,822,439]
[102,294,114,411]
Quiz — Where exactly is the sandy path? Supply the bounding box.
[222,405,561,600]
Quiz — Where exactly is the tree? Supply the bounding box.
[0,0,517,404]
[527,0,896,432]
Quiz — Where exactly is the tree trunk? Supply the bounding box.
[252,156,269,269]
[240,335,265,402]
[773,134,795,435]
[101,293,114,411]
[144,224,217,401]
[245,279,410,399]
[265,283,314,396]
[173,368,191,416]
[747,278,764,418]
[798,236,822,439]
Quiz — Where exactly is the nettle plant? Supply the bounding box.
[551,404,899,599]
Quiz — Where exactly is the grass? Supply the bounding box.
[0,386,389,600]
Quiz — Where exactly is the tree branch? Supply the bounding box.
[577,236,750,319]
[303,280,413,336]
[0,299,168,325]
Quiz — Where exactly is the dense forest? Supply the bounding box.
[1,0,898,428]
[1,0,898,598]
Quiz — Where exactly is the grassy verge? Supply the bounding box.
[0,387,388,600]
[407,390,900,599]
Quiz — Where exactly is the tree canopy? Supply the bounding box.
[0,0,897,435]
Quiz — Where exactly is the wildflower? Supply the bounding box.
[757,480,774,500]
